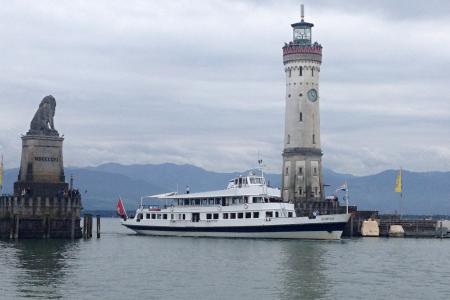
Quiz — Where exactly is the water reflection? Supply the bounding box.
[279,241,330,300]
[7,239,80,299]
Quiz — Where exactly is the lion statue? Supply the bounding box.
[28,95,59,136]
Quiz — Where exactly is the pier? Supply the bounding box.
[343,211,449,238]
[0,195,82,239]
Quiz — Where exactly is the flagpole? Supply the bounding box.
[0,154,3,195]
[400,168,403,219]
[345,180,349,214]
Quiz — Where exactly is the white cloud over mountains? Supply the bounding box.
[0,0,449,175]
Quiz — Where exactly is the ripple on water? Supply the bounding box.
[1,220,450,300]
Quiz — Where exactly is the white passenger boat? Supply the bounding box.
[120,173,350,240]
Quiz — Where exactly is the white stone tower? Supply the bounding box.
[281,5,325,214]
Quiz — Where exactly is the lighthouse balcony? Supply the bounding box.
[283,43,322,63]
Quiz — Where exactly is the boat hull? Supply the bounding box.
[122,216,349,240]
[129,229,343,240]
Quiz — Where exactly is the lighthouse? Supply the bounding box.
[281,5,325,215]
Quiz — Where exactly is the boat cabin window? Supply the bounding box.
[206,213,212,220]
[208,198,214,205]
[195,199,200,205]
[157,214,161,219]
[223,213,229,219]
[163,214,167,220]
[266,211,273,218]
[151,214,156,219]
[213,213,219,220]
[215,198,221,205]
[192,213,200,222]
[146,213,150,219]
[245,212,251,218]
[183,214,186,220]
[238,213,244,219]
[184,199,189,206]
[288,212,293,218]
[171,214,174,220]
[253,197,262,203]
[230,213,236,219]
[275,212,279,218]
[253,212,259,218]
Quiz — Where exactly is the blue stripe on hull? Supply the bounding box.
[124,222,346,233]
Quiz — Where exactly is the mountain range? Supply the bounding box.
[2,163,449,215]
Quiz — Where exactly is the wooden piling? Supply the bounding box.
[83,214,93,239]
[96,215,101,238]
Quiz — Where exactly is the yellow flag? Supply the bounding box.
[395,168,402,193]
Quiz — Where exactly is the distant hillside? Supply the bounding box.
[3,164,450,214]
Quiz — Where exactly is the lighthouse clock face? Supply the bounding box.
[307,88,318,102]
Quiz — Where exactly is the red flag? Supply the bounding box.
[116,198,128,220]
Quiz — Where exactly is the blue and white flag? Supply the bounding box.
[335,182,347,192]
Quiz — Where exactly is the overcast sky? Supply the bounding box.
[1,0,449,175]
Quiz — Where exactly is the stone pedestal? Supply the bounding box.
[14,135,68,197]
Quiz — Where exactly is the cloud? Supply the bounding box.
[0,0,449,175]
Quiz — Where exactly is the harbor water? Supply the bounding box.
[0,218,449,300]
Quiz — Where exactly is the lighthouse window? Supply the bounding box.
[298,167,303,175]
[285,166,289,176]
[287,134,290,144]
[313,168,317,175]
[299,67,303,76]
[312,134,316,144]
[312,68,314,76]
[299,187,303,195]
[288,69,292,77]
[299,112,303,122]
[314,187,318,195]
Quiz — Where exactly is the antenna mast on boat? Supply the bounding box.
[258,158,264,179]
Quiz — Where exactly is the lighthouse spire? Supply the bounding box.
[301,4,304,22]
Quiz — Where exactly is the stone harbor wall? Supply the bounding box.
[0,194,82,239]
